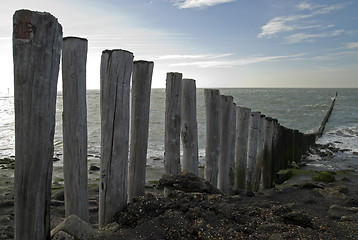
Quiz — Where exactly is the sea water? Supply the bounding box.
[1,88,357,177]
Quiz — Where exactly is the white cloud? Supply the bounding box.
[258,2,347,41]
[169,53,307,68]
[345,42,358,49]
[285,30,344,44]
[172,0,235,9]
[157,53,232,60]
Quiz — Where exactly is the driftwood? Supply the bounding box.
[13,10,62,240]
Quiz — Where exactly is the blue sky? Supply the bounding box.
[1,0,357,91]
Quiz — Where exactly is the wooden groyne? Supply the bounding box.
[12,10,338,238]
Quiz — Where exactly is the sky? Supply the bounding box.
[1,0,357,92]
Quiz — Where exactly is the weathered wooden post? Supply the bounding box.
[229,102,237,195]
[164,72,182,197]
[128,60,154,201]
[99,49,133,228]
[246,111,260,192]
[13,10,62,240]
[253,114,266,192]
[181,79,198,175]
[235,106,251,190]
[218,95,233,195]
[204,89,220,186]
[262,117,274,189]
[62,37,89,221]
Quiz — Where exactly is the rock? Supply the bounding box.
[312,171,335,183]
[51,214,98,240]
[276,169,293,184]
[298,181,325,189]
[52,189,65,201]
[290,161,300,169]
[282,211,314,229]
[89,164,100,171]
[313,187,348,200]
[159,171,222,194]
[328,205,358,220]
[52,230,75,240]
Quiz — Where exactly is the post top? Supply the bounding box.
[102,49,133,55]
[63,36,88,42]
[134,60,154,64]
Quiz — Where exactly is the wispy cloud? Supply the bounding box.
[169,53,306,68]
[345,42,358,49]
[285,29,345,44]
[172,0,235,9]
[157,53,232,60]
[258,2,347,42]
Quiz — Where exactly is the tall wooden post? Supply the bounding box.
[246,111,260,192]
[235,106,251,190]
[253,114,266,192]
[164,73,182,176]
[164,73,182,197]
[128,60,154,201]
[181,79,198,175]
[204,89,220,186]
[262,117,274,189]
[99,49,133,228]
[229,102,237,195]
[13,10,62,240]
[218,95,233,195]
[62,37,89,221]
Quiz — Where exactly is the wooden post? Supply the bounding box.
[62,37,89,221]
[99,49,133,228]
[204,89,220,186]
[13,10,62,240]
[181,79,198,175]
[229,102,236,195]
[164,73,182,176]
[262,117,274,189]
[246,111,260,192]
[128,60,154,201]
[164,72,182,197]
[218,95,233,195]
[253,114,266,192]
[235,106,251,190]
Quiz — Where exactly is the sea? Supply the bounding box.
[1,88,357,181]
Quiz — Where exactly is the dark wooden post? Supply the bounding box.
[235,106,251,190]
[204,89,220,186]
[13,10,62,240]
[62,37,89,221]
[99,49,133,228]
[181,79,198,175]
[229,102,237,195]
[253,114,266,192]
[128,60,154,201]
[164,73,182,176]
[262,117,274,189]
[246,111,260,192]
[218,95,233,195]
[164,72,182,197]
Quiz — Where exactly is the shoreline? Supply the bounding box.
[1,145,358,239]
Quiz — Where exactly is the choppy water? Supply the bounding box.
[1,88,357,174]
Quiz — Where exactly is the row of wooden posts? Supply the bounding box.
[13,10,318,240]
